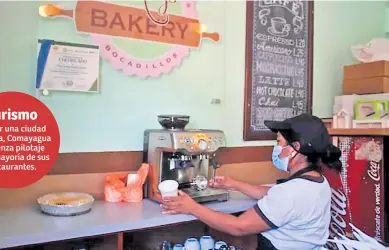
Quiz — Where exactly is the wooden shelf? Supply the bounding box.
[328,128,389,136]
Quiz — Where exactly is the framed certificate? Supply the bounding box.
[36,39,100,93]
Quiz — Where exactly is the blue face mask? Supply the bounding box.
[272,145,289,172]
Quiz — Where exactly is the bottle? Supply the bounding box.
[159,240,172,250]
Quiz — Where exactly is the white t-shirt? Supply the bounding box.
[255,175,331,250]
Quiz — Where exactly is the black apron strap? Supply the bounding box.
[276,164,317,184]
[256,233,278,250]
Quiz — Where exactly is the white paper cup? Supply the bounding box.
[158,180,179,198]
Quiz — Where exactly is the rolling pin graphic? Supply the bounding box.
[39,1,220,48]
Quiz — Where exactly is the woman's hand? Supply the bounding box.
[209,176,237,190]
[161,190,198,215]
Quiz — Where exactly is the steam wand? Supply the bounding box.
[210,153,221,186]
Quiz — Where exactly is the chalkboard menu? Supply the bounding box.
[243,0,314,141]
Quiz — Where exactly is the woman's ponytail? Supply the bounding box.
[321,144,342,172]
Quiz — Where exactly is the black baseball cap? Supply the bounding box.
[264,113,331,155]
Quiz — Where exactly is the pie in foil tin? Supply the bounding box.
[37,192,95,216]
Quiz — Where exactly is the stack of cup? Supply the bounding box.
[200,236,215,250]
[173,243,184,250]
[185,238,201,250]
[170,237,234,250]
[214,241,228,250]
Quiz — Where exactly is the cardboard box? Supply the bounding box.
[353,119,389,128]
[343,61,389,94]
[343,77,389,94]
[321,118,333,129]
[344,61,389,80]
[333,93,389,117]
[354,100,389,120]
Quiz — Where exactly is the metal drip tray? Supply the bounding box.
[181,187,229,203]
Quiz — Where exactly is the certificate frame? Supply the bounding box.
[36,39,100,93]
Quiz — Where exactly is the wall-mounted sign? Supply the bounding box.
[39,1,220,78]
[243,0,313,141]
[36,39,100,94]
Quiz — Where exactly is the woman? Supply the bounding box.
[161,113,342,250]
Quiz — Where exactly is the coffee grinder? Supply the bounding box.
[143,115,229,203]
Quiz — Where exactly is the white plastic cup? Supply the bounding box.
[173,244,184,250]
[158,180,179,198]
[185,238,200,250]
[200,235,214,250]
[214,241,227,250]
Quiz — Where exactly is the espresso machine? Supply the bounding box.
[143,115,230,203]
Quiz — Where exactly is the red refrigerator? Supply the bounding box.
[322,136,386,249]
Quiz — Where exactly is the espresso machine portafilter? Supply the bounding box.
[143,115,230,203]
